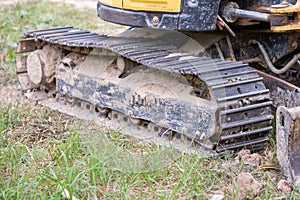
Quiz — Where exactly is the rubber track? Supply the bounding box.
[21,27,273,152]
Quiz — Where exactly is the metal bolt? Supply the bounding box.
[200,133,206,140]
[152,16,160,26]
[238,100,243,107]
[128,110,133,116]
[227,117,231,122]
[243,99,250,105]
[195,131,206,140]
[292,41,298,49]
[195,131,201,138]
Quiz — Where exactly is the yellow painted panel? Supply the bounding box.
[99,0,122,9]
[123,0,181,12]
[271,1,300,13]
[272,24,300,32]
[271,7,300,14]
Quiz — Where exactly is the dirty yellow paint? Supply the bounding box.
[271,7,300,14]
[272,24,300,32]
[123,0,181,12]
[99,0,181,12]
[99,0,122,8]
[271,1,300,32]
[271,0,300,14]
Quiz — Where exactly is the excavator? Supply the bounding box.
[15,0,300,188]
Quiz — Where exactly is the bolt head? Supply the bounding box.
[152,16,160,26]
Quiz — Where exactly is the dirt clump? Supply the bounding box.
[229,172,262,199]
[235,149,266,166]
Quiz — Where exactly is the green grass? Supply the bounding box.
[0,0,124,63]
[0,1,299,199]
[0,102,219,199]
[0,100,298,199]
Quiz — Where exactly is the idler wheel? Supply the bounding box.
[26,45,60,86]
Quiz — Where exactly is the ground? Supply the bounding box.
[0,1,299,199]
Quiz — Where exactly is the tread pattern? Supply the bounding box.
[21,27,273,152]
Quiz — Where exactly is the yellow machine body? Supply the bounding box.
[99,0,181,12]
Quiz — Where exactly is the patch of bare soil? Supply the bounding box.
[0,67,21,104]
[0,84,22,104]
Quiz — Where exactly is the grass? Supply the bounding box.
[0,0,124,62]
[0,102,225,199]
[0,1,299,199]
[0,103,290,199]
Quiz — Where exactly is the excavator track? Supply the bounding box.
[16,27,273,153]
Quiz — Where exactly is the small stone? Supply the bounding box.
[231,172,262,199]
[277,179,291,193]
[210,194,224,200]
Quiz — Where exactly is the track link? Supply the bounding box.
[16,27,273,152]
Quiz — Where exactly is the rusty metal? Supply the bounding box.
[221,2,240,23]
[216,15,236,37]
[254,70,300,187]
[214,42,225,61]
[256,69,300,108]
[250,40,300,75]
[276,106,300,190]
[221,2,270,23]
[226,36,236,61]
[219,1,300,32]
[16,39,37,53]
